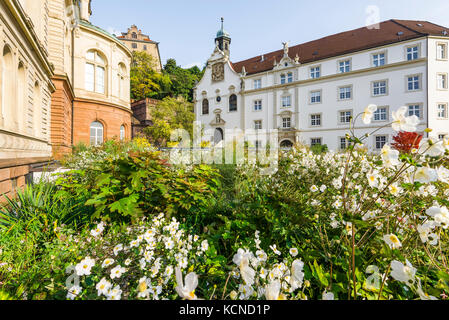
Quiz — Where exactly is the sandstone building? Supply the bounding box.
[0,0,132,197]
[118,25,162,72]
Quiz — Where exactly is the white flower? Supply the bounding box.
[419,137,445,157]
[381,145,400,167]
[67,285,82,300]
[436,166,449,184]
[414,167,438,184]
[265,280,285,300]
[362,104,378,124]
[113,244,123,256]
[367,172,379,188]
[124,258,132,266]
[101,258,114,268]
[392,106,419,132]
[417,223,438,245]
[90,222,105,237]
[269,245,281,256]
[289,248,298,257]
[110,265,126,279]
[390,260,416,286]
[106,285,122,300]
[96,278,112,296]
[388,183,403,196]
[75,257,95,276]
[290,259,305,291]
[320,185,327,193]
[310,185,319,193]
[426,204,449,229]
[201,240,209,252]
[416,279,438,300]
[175,267,198,300]
[322,291,335,300]
[383,234,402,249]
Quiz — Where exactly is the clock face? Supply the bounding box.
[212,63,225,82]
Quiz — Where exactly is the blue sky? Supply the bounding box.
[90,0,449,69]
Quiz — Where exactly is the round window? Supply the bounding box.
[216,96,221,102]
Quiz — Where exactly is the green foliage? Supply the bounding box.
[163,58,204,102]
[310,144,329,154]
[130,51,172,101]
[143,96,194,147]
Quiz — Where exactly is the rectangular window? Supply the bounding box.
[310,90,321,104]
[339,111,352,124]
[339,86,352,100]
[340,137,350,150]
[282,117,291,129]
[407,46,419,61]
[407,75,420,91]
[438,103,448,118]
[408,105,421,118]
[85,63,95,92]
[339,60,351,73]
[255,140,262,149]
[282,96,292,108]
[373,80,387,96]
[310,114,321,126]
[311,138,322,146]
[376,136,388,150]
[254,100,262,111]
[96,66,105,94]
[254,79,262,89]
[373,53,386,67]
[438,73,448,89]
[439,134,447,140]
[254,120,262,130]
[287,72,293,83]
[310,66,321,79]
[373,107,388,121]
[280,74,286,84]
[437,43,447,60]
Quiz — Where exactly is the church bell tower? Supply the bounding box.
[215,18,231,57]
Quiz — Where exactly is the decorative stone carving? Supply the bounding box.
[212,63,225,82]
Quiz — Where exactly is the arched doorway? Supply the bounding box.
[280,140,294,149]
[214,128,224,144]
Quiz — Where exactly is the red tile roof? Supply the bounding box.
[231,20,449,75]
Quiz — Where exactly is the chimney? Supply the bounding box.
[80,0,91,22]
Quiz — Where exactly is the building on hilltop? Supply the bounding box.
[117,25,162,72]
[194,19,449,151]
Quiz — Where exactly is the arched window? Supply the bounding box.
[16,62,26,131]
[118,63,127,100]
[229,94,237,112]
[90,121,104,146]
[120,125,125,141]
[2,46,14,127]
[33,81,41,137]
[85,50,106,94]
[202,99,209,115]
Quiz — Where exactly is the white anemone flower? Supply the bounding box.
[436,166,449,184]
[383,234,402,249]
[110,265,126,279]
[96,278,112,296]
[101,258,114,268]
[362,104,378,124]
[75,257,95,276]
[426,204,449,229]
[392,106,419,132]
[390,260,416,286]
[419,137,445,157]
[381,145,400,166]
[175,267,198,300]
[265,280,286,300]
[106,285,122,300]
[290,259,305,291]
[414,166,438,184]
[67,285,82,300]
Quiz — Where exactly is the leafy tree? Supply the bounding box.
[130,51,172,100]
[143,96,194,147]
[163,58,205,102]
[391,132,423,154]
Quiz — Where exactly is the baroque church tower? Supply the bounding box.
[215,18,231,57]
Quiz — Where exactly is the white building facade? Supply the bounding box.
[195,20,449,151]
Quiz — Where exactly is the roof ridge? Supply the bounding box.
[390,19,427,35]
